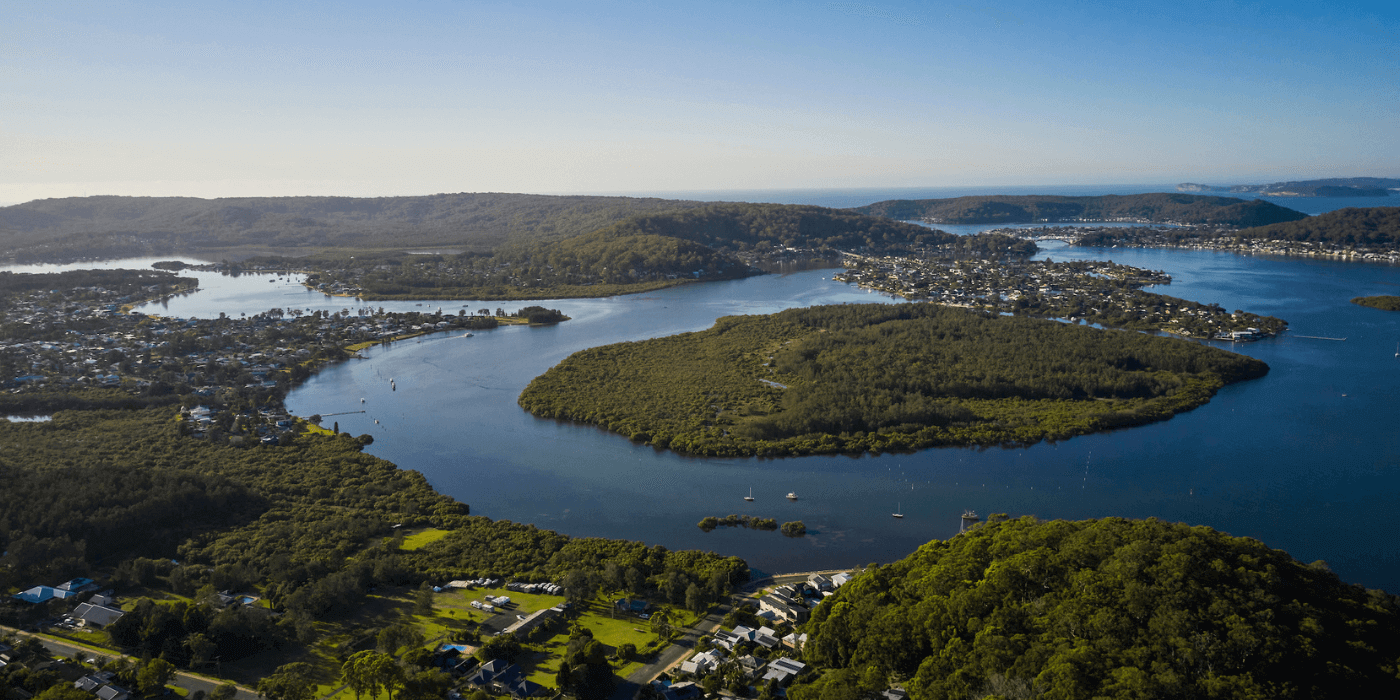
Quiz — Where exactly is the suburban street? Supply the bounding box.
[0,624,260,700]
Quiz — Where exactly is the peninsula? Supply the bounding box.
[849,193,1308,227]
[1046,207,1400,263]
[518,303,1269,457]
[1177,176,1400,197]
[832,255,1286,340]
[1352,295,1400,311]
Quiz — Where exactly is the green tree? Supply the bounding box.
[480,634,522,663]
[136,659,175,695]
[563,569,595,605]
[257,662,316,700]
[186,632,217,669]
[34,687,91,700]
[412,582,434,616]
[685,583,705,612]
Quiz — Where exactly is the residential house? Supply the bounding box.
[760,658,808,687]
[72,603,125,628]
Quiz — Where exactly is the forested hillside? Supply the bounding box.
[850,193,1308,226]
[0,193,712,262]
[278,204,961,300]
[1233,207,1400,246]
[518,303,1267,456]
[793,516,1400,700]
[584,203,954,252]
[0,410,744,635]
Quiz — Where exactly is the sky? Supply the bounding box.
[3,0,1397,204]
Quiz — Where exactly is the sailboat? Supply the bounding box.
[893,502,903,519]
[744,488,754,502]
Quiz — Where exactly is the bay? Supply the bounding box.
[7,186,1397,590]
[277,243,1400,590]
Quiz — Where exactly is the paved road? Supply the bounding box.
[0,625,259,700]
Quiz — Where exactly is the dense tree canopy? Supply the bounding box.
[794,516,1400,700]
[519,303,1268,456]
[1351,295,1400,311]
[851,194,1308,227]
[1234,207,1400,246]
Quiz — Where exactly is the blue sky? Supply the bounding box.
[3,0,1396,203]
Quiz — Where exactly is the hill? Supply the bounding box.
[518,303,1268,456]
[1229,177,1399,197]
[1233,207,1400,246]
[0,193,714,263]
[794,516,1400,700]
[277,204,961,300]
[849,193,1308,227]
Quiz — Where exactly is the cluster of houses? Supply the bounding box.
[465,658,545,698]
[424,647,545,699]
[10,578,128,631]
[73,670,132,700]
[183,404,294,444]
[667,571,855,693]
[3,273,500,446]
[756,571,851,626]
[0,643,133,700]
[833,254,1283,338]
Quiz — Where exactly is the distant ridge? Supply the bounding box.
[1177,177,1400,197]
[849,193,1308,227]
[0,192,715,262]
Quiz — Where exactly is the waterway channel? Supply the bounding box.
[108,246,1400,591]
[7,196,1398,589]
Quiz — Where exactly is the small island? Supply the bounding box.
[1351,295,1400,311]
[519,303,1269,457]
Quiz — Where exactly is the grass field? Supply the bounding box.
[398,528,450,551]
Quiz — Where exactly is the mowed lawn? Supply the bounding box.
[398,528,452,550]
[521,599,659,686]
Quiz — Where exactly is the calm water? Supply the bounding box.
[253,248,1399,591]
[7,189,1398,590]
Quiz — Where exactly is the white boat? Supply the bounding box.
[787,492,798,501]
[744,488,754,502]
[893,502,903,519]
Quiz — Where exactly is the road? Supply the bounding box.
[0,625,260,700]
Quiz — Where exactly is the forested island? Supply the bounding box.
[1352,295,1400,311]
[791,516,1400,699]
[849,193,1308,227]
[518,303,1268,457]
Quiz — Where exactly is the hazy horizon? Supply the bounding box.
[6,1,1397,204]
